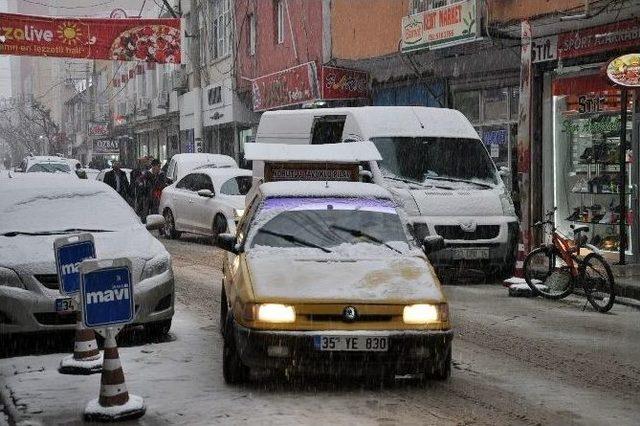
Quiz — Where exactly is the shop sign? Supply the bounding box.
[558,19,640,59]
[483,129,507,145]
[532,35,557,63]
[93,139,119,154]
[87,121,109,137]
[320,66,368,100]
[607,53,640,87]
[401,0,478,53]
[562,115,621,135]
[252,62,319,112]
[0,12,181,63]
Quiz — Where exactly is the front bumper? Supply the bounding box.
[233,323,453,375]
[0,270,175,335]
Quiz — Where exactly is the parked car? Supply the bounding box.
[0,174,174,337]
[216,180,452,384]
[160,167,252,240]
[16,155,80,174]
[165,153,237,184]
[254,106,518,276]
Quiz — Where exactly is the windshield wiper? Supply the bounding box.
[424,176,493,189]
[383,175,431,188]
[329,225,403,254]
[1,228,113,237]
[257,229,332,253]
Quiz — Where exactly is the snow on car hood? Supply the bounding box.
[246,245,444,303]
[0,228,166,279]
[393,185,503,217]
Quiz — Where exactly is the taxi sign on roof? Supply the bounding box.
[244,141,382,163]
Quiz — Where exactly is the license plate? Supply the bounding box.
[314,335,388,352]
[55,298,76,313]
[452,248,489,259]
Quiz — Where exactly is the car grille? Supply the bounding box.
[305,314,393,323]
[33,312,76,325]
[435,225,500,240]
[34,274,60,290]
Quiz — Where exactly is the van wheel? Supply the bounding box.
[163,209,181,239]
[212,214,228,241]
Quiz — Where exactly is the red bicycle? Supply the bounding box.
[523,209,616,313]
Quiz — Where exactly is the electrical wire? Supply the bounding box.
[19,0,116,10]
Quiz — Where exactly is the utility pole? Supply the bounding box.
[190,0,204,153]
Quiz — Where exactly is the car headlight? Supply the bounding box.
[499,190,516,217]
[403,304,442,324]
[0,267,23,288]
[141,255,171,281]
[234,209,244,220]
[256,303,295,323]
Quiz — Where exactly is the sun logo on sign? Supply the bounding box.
[57,22,83,45]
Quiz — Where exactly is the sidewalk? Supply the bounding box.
[611,264,640,304]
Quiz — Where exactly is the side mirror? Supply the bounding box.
[216,233,239,254]
[358,168,373,182]
[422,235,445,255]
[145,214,165,231]
[498,166,509,177]
[197,189,214,198]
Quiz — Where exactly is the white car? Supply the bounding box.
[17,156,80,174]
[82,168,101,180]
[166,153,237,184]
[0,174,175,337]
[159,167,252,239]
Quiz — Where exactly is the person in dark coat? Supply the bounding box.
[74,163,87,179]
[142,158,169,218]
[130,156,150,216]
[103,161,129,199]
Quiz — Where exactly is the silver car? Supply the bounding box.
[0,174,174,336]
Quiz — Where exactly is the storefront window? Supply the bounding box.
[453,90,480,123]
[483,88,509,122]
[552,74,633,260]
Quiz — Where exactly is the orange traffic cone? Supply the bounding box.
[59,312,102,374]
[84,329,145,422]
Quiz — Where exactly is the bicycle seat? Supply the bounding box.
[572,225,589,233]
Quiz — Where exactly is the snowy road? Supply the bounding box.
[2,235,640,425]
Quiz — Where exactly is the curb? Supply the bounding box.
[0,384,19,426]
[615,279,640,302]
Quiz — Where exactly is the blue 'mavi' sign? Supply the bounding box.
[54,234,96,296]
[80,258,135,328]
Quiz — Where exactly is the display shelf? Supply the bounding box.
[567,219,630,226]
[572,190,629,195]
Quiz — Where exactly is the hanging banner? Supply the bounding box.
[0,12,182,63]
[401,0,479,53]
[607,53,640,87]
[88,121,109,137]
[320,66,368,100]
[252,62,319,112]
[517,20,532,252]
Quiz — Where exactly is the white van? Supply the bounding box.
[166,153,237,183]
[254,106,518,276]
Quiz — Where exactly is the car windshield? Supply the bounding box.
[371,137,498,186]
[0,187,141,234]
[27,162,71,173]
[220,176,252,195]
[250,197,408,251]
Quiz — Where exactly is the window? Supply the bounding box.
[210,0,231,60]
[208,86,222,105]
[177,174,195,190]
[249,13,256,55]
[192,174,214,192]
[483,88,509,122]
[276,0,285,44]
[220,176,253,195]
[310,116,347,144]
[453,90,480,124]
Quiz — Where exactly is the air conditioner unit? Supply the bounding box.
[157,91,169,108]
[172,66,188,92]
[136,97,149,112]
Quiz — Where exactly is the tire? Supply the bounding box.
[524,246,574,299]
[222,317,250,385]
[212,214,228,242]
[163,209,181,239]
[580,253,616,313]
[144,319,172,338]
[219,288,228,336]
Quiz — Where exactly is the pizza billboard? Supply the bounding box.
[0,12,182,63]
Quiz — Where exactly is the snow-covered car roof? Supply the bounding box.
[258,181,393,200]
[172,153,237,168]
[245,141,382,162]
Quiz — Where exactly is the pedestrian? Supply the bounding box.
[103,161,130,199]
[130,156,149,216]
[142,158,169,219]
[74,163,87,179]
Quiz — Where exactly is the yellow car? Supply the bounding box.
[216,181,452,384]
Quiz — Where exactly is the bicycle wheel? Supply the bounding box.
[523,246,574,299]
[579,253,616,313]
